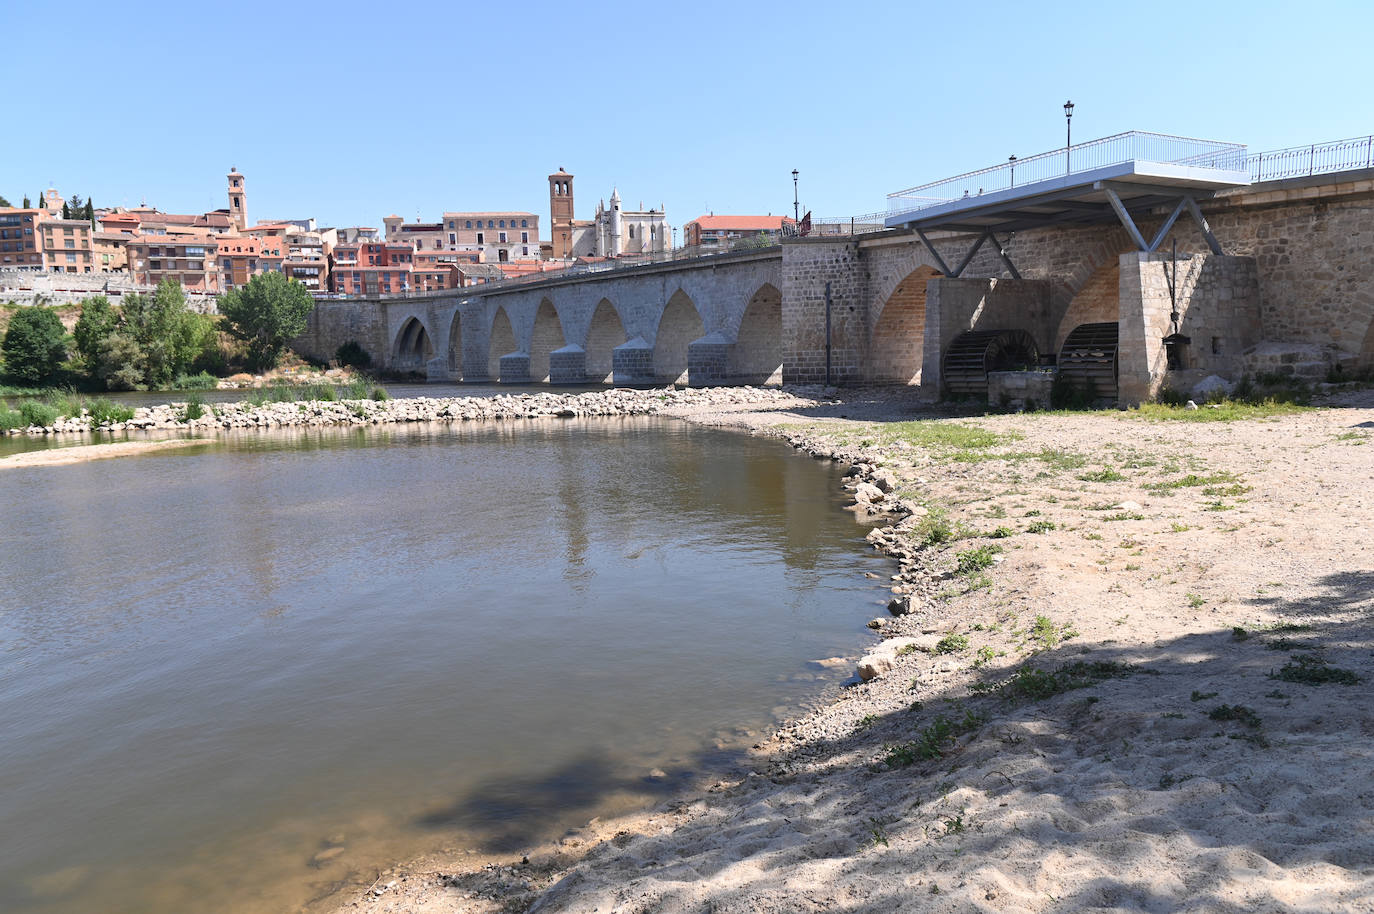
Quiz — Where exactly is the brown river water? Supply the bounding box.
[0,415,890,913]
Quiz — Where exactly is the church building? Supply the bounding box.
[548,168,670,260]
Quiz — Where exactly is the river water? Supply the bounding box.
[0,417,888,913]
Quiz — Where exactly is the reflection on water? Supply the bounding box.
[0,418,888,914]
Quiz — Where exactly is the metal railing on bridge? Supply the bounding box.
[886,131,1248,218]
[1247,135,1374,182]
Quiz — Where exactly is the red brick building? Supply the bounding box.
[0,208,48,269]
[330,242,415,295]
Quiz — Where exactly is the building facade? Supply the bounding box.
[0,208,46,269]
[681,215,794,255]
[548,170,670,260]
[127,232,220,292]
[330,242,415,295]
[40,218,97,273]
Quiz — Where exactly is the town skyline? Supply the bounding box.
[4,0,1372,232]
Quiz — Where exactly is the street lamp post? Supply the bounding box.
[1009,154,1017,188]
[791,169,800,224]
[1064,100,1074,174]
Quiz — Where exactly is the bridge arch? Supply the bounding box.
[1054,261,1120,352]
[393,316,434,375]
[529,298,565,383]
[447,311,463,377]
[728,282,782,384]
[585,298,626,383]
[870,265,940,384]
[653,289,705,384]
[488,306,517,380]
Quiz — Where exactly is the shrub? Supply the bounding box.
[955,545,1000,575]
[219,272,315,371]
[344,377,370,400]
[370,386,390,401]
[19,399,59,427]
[87,398,134,426]
[0,407,24,431]
[2,308,67,385]
[336,340,373,369]
[173,371,219,390]
[178,393,205,422]
[934,633,969,654]
[303,383,338,402]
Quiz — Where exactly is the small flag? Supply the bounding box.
[799,211,812,237]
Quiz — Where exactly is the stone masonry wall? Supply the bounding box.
[782,239,867,384]
[293,298,388,366]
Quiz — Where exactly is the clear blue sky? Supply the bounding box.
[3,0,1369,238]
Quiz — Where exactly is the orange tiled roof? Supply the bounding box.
[686,215,795,231]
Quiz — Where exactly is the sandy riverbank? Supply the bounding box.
[325,386,1374,912]
[0,438,208,469]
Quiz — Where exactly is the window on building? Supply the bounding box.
[499,232,507,243]
[522,246,529,256]
[65,252,76,263]
[521,219,528,228]
[449,232,456,244]
[476,232,484,244]
[487,220,494,228]
[629,225,635,240]
[465,220,472,229]
[521,232,528,243]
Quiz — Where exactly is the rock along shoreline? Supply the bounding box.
[2,386,817,436]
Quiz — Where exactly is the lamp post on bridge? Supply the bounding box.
[791,169,800,224]
[1064,100,1074,174]
[1009,155,1017,188]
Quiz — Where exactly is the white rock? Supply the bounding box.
[1190,375,1235,402]
[852,482,884,504]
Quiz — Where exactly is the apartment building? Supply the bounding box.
[282,229,333,292]
[217,234,286,291]
[329,241,414,295]
[127,231,220,292]
[0,208,47,269]
[40,218,97,273]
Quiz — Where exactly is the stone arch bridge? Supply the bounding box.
[301,249,784,386]
[297,168,1374,401]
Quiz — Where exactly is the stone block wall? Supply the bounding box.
[549,345,586,385]
[782,239,867,383]
[987,370,1055,411]
[613,338,654,385]
[1117,252,1261,403]
[294,298,388,366]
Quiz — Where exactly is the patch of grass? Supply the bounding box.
[1078,468,1126,482]
[1033,448,1088,470]
[988,526,1013,539]
[971,660,1132,703]
[972,645,997,668]
[1133,399,1311,422]
[1170,522,1192,533]
[855,713,880,731]
[1104,511,1146,521]
[344,377,371,400]
[935,633,969,654]
[0,407,24,431]
[1231,626,1249,641]
[1145,472,1240,491]
[896,643,920,657]
[1208,704,1262,728]
[883,710,984,767]
[883,421,1017,453]
[955,544,1001,576]
[1029,614,1077,650]
[1203,483,1252,498]
[1203,500,1235,512]
[1271,654,1361,686]
[1191,690,1218,702]
[303,383,338,402]
[370,386,390,401]
[1026,519,1056,534]
[1186,593,1206,608]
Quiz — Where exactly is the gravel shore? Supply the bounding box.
[321,385,1374,914]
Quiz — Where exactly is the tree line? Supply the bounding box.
[1,272,315,389]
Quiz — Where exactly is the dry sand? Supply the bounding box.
[0,438,207,469]
[329,388,1374,913]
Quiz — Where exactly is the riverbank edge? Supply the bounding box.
[315,389,944,910]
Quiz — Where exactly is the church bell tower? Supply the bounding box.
[227,166,246,230]
[549,167,574,259]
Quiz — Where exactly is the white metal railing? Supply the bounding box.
[1248,135,1374,182]
[887,131,1247,217]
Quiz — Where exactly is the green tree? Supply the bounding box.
[62,201,71,219]
[37,192,46,209]
[74,295,117,372]
[120,279,215,387]
[82,199,95,223]
[2,307,67,385]
[0,195,10,207]
[21,195,31,208]
[219,271,315,371]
